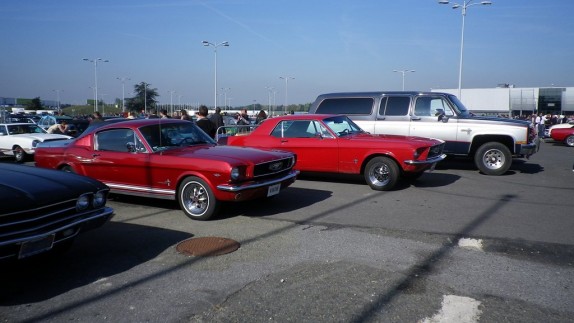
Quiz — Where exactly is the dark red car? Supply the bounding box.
[35,119,298,220]
[218,114,446,191]
[550,127,574,147]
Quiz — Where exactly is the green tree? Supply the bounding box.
[126,82,159,112]
[27,97,43,110]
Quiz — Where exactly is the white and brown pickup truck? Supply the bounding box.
[309,91,539,175]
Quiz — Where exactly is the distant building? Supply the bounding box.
[431,86,574,117]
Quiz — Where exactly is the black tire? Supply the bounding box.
[565,135,574,147]
[61,165,75,173]
[474,142,512,176]
[178,177,219,221]
[363,156,400,191]
[13,146,27,163]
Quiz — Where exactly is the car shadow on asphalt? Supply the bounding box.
[434,156,544,175]
[0,222,191,305]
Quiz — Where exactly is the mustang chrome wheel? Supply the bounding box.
[364,156,399,191]
[178,177,218,221]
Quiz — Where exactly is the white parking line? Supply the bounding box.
[420,295,482,323]
[458,238,483,251]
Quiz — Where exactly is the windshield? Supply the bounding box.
[448,95,471,116]
[138,122,216,152]
[323,115,365,137]
[7,124,46,134]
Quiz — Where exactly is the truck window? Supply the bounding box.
[380,96,410,116]
[414,96,454,117]
[316,98,373,115]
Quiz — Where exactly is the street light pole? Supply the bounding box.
[279,76,294,115]
[168,90,176,116]
[52,89,63,111]
[116,77,130,112]
[439,0,492,98]
[393,70,416,91]
[221,87,230,111]
[202,41,229,110]
[265,86,274,115]
[83,58,109,112]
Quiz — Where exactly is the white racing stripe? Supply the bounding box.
[420,295,482,323]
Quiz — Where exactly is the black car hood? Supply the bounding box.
[0,164,108,215]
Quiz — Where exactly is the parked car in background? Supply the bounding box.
[35,119,299,220]
[218,114,446,191]
[37,115,90,137]
[547,121,574,139]
[0,123,71,162]
[0,163,114,261]
[309,92,539,176]
[550,127,574,147]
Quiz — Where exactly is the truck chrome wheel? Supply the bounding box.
[475,142,511,176]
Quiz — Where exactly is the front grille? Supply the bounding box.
[428,143,445,159]
[0,195,92,244]
[253,156,294,178]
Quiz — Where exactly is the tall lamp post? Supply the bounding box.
[393,70,415,91]
[53,89,63,111]
[279,76,294,115]
[265,86,274,115]
[438,0,492,98]
[168,90,176,116]
[116,77,130,112]
[221,87,230,110]
[202,41,229,110]
[83,58,109,112]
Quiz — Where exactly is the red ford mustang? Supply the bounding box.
[218,114,446,191]
[550,127,574,147]
[35,119,298,220]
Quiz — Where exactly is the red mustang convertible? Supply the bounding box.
[218,114,446,191]
[35,119,298,220]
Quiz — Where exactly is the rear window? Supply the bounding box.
[315,98,373,115]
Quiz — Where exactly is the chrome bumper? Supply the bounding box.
[217,170,299,192]
[404,154,447,165]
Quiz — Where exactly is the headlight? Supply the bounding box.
[77,194,91,210]
[32,140,40,148]
[413,147,426,160]
[230,167,240,180]
[92,190,107,208]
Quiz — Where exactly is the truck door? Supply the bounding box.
[408,95,461,154]
[373,96,411,136]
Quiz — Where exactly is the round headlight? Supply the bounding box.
[77,194,90,210]
[93,191,107,208]
[230,167,240,180]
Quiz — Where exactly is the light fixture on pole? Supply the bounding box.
[202,40,229,110]
[279,76,294,115]
[53,89,63,111]
[116,77,130,112]
[393,70,415,91]
[83,58,109,112]
[438,0,492,98]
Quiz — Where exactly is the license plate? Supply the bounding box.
[19,234,55,259]
[267,183,281,197]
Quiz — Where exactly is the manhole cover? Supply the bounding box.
[176,237,240,257]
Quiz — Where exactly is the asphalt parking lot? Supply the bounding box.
[1,139,573,322]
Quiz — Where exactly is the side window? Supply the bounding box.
[316,98,373,115]
[313,121,334,138]
[282,120,314,138]
[271,121,293,138]
[382,96,410,116]
[415,96,454,117]
[95,129,135,152]
[0,126,6,136]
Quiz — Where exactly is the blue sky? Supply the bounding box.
[1,0,573,107]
